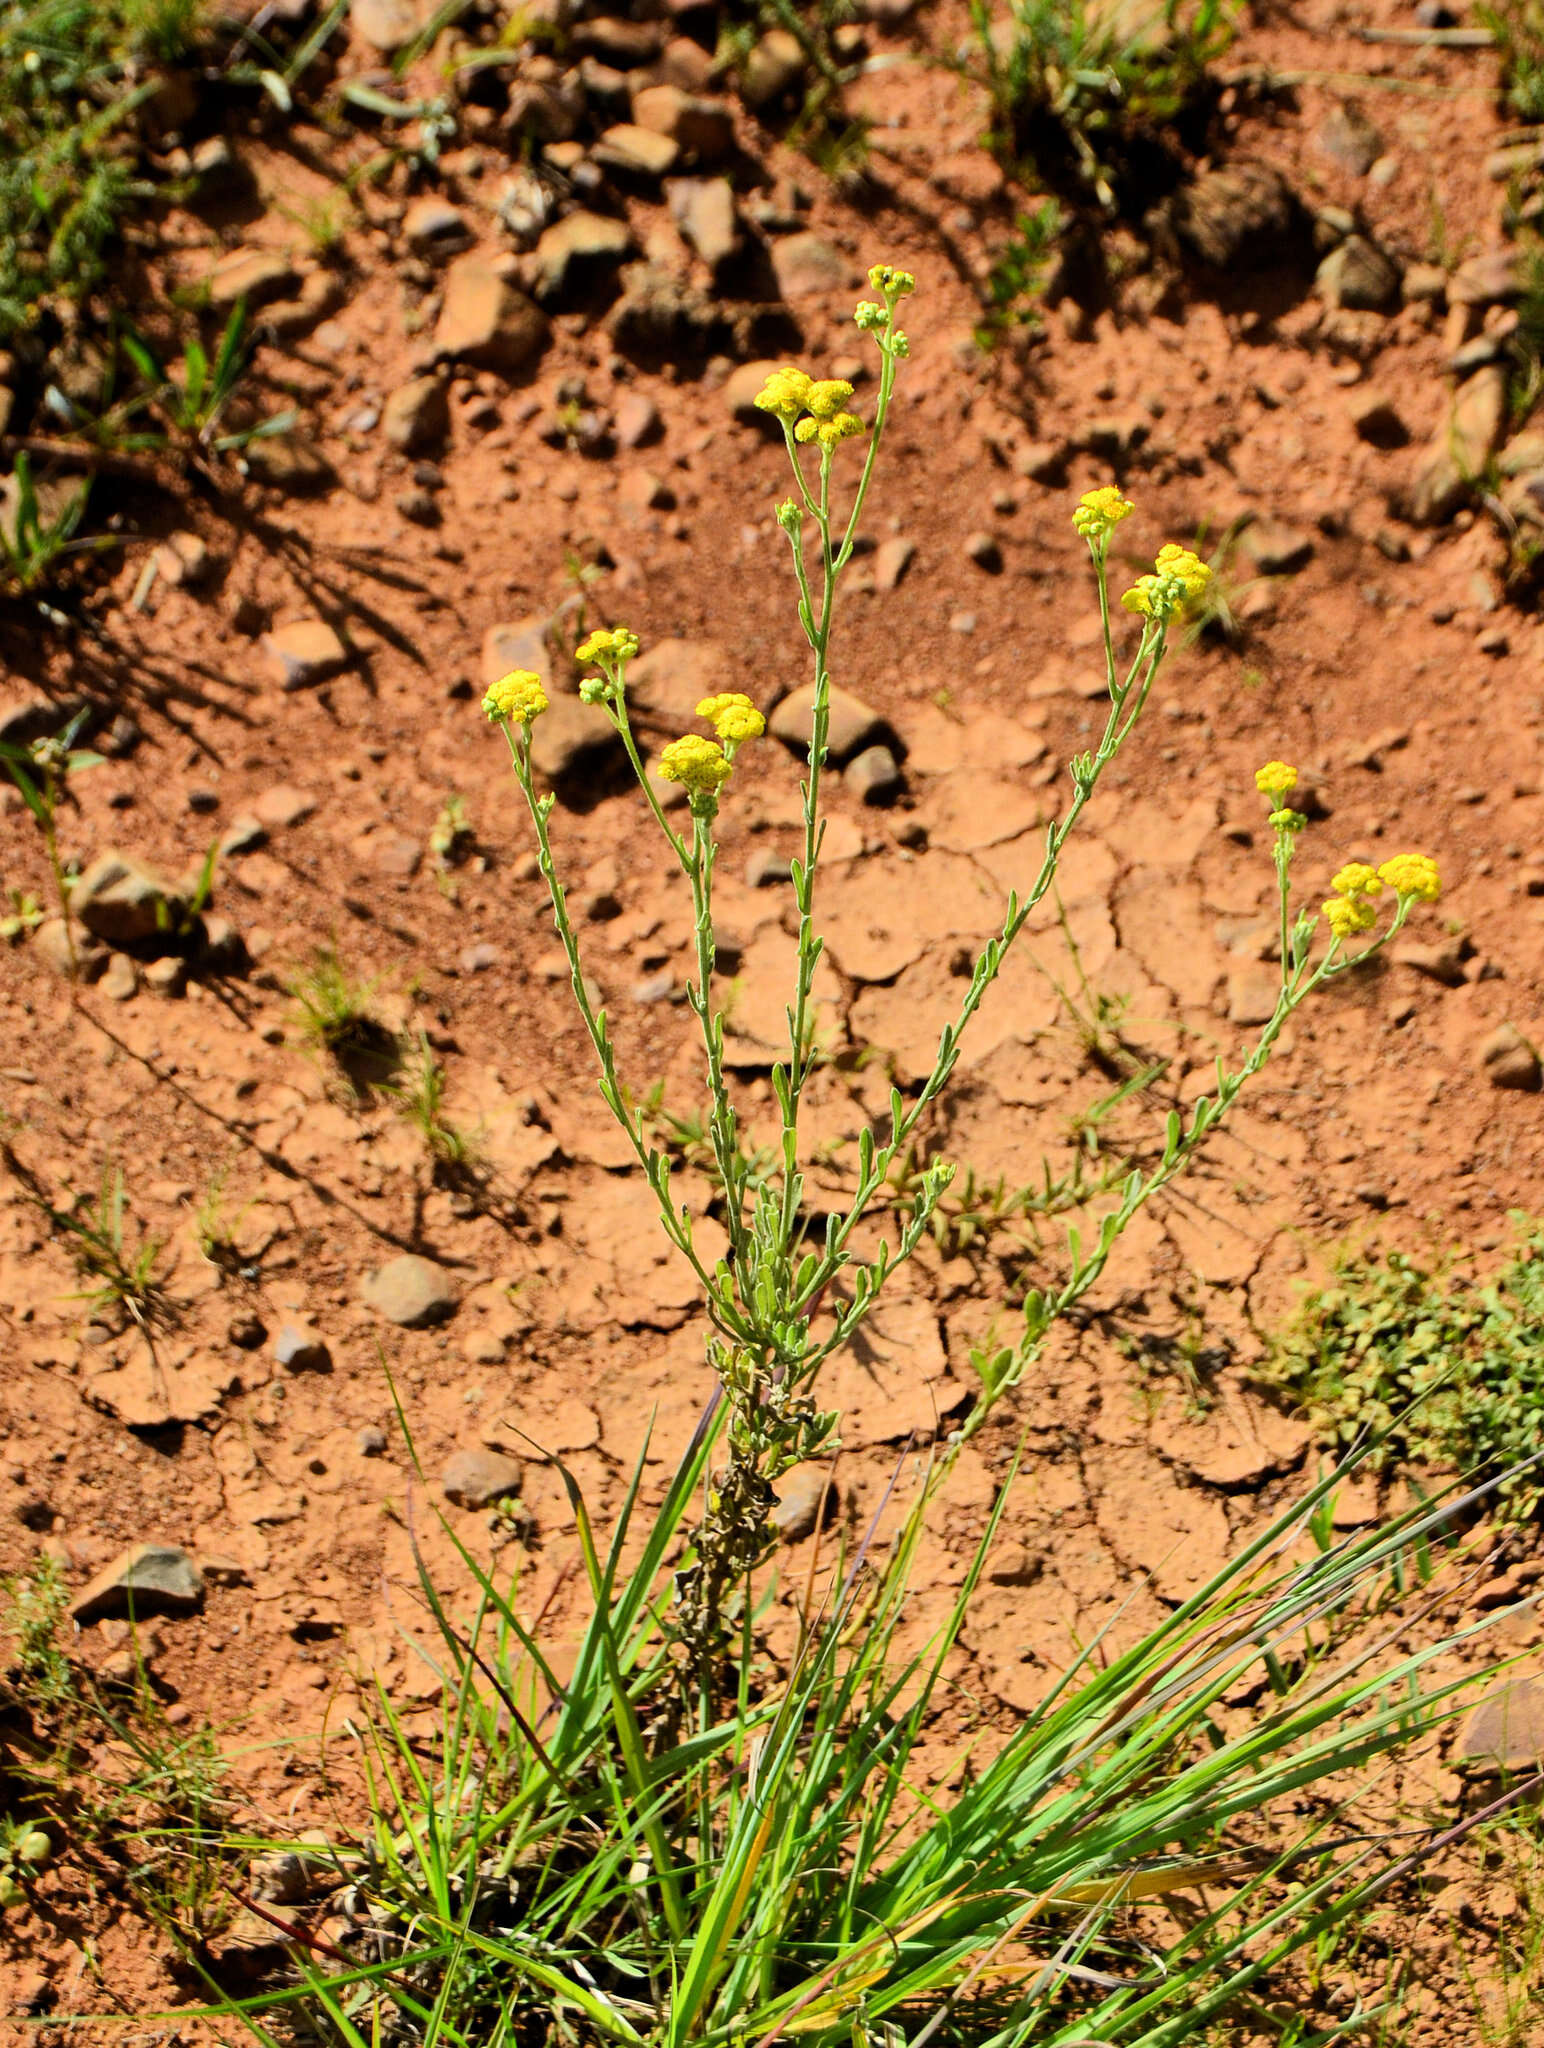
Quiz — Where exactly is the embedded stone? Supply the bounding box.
[263,618,348,691]
[531,210,634,301]
[383,375,450,454]
[1478,1023,1542,1091]
[770,1468,837,1542]
[1456,1678,1544,1771]
[442,1448,525,1510]
[71,1544,205,1625]
[273,1324,333,1372]
[770,232,858,300]
[592,124,679,177]
[73,853,187,945]
[207,246,299,311]
[669,177,739,273]
[402,196,472,262]
[631,84,734,161]
[433,258,548,375]
[1316,234,1400,312]
[362,1254,458,1327]
[770,682,891,765]
[741,27,804,107]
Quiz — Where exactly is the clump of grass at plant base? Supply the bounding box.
[1263,1221,1544,1519]
[0,1554,239,1934]
[964,0,1238,212]
[157,271,1512,2046]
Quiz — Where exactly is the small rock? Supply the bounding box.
[527,696,624,780]
[724,358,788,424]
[770,233,858,301]
[273,1324,333,1372]
[770,1467,837,1542]
[221,815,267,856]
[985,1542,1043,1586]
[155,530,211,587]
[362,1253,458,1327]
[402,196,472,262]
[1316,235,1400,312]
[669,177,739,273]
[620,467,674,513]
[769,681,890,764]
[481,615,551,686]
[1239,519,1314,575]
[71,1543,204,1626]
[350,0,422,51]
[740,28,804,108]
[357,1425,389,1457]
[142,954,186,997]
[1407,366,1507,524]
[1456,1677,1544,1772]
[243,433,335,495]
[434,257,548,375]
[252,784,317,830]
[1450,247,1522,307]
[1168,161,1305,271]
[263,618,348,691]
[73,852,187,944]
[873,537,914,591]
[1392,938,1469,986]
[1015,440,1067,485]
[745,848,793,888]
[846,743,903,804]
[1226,963,1280,1026]
[442,1447,525,1510]
[1316,100,1383,177]
[250,1852,310,1905]
[100,952,138,1002]
[32,916,107,980]
[383,375,450,455]
[531,210,634,303]
[632,84,734,161]
[614,392,662,448]
[1478,1023,1542,1091]
[207,246,299,312]
[964,530,1003,573]
[592,124,680,177]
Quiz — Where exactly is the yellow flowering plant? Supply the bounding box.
[440,265,1512,2048]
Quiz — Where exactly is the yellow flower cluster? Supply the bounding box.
[659,733,732,799]
[795,379,865,448]
[754,367,866,449]
[483,669,548,725]
[868,263,916,297]
[1331,862,1383,900]
[697,692,765,745]
[1121,544,1211,619]
[1254,761,1298,801]
[1072,487,1133,541]
[1378,853,1442,902]
[1323,895,1377,941]
[576,626,639,665]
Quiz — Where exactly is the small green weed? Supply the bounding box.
[393,1034,480,1171]
[65,1164,175,1332]
[0,0,207,341]
[966,0,1237,210]
[974,200,1064,350]
[112,302,297,456]
[1506,236,1544,427]
[1481,0,1544,122]
[0,453,108,598]
[288,943,400,1092]
[1263,1220,1544,1515]
[1,1549,73,1709]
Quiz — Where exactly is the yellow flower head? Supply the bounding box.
[1331,862,1384,900]
[1255,761,1298,801]
[1121,545,1211,620]
[805,378,855,419]
[1269,807,1306,833]
[1154,543,1211,597]
[659,733,733,801]
[1323,895,1377,941]
[868,264,915,297]
[1377,853,1442,903]
[483,669,548,725]
[575,626,639,665]
[1072,486,1134,541]
[754,367,814,422]
[696,692,765,745]
[794,411,866,448]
